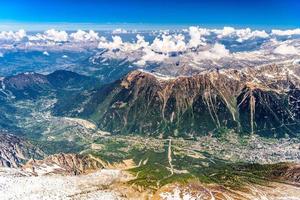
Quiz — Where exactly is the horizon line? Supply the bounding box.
[0,22,299,31]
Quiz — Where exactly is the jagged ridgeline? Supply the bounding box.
[54,64,300,138]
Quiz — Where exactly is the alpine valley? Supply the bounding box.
[1,27,300,200]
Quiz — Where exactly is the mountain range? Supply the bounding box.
[44,62,299,138]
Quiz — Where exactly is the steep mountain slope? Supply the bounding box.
[0,132,44,167]
[2,72,51,99]
[47,70,99,90]
[0,98,18,132]
[0,70,98,100]
[23,153,104,175]
[58,62,300,138]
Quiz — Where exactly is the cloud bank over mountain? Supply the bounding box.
[0,27,299,68]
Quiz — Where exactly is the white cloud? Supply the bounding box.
[273,44,299,55]
[195,43,230,60]
[0,29,26,41]
[271,29,300,36]
[97,33,187,66]
[188,26,209,48]
[121,34,149,51]
[2,26,300,68]
[43,51,49,56]
[112,28,128,34]
[70,30,99,41]
[24,29,104,44]
[135,48,168,66]
[135,34,149,49]
[214,27,269,42]
[212,43,230,56]
[0,52,3,57]
[236,29,269,42]
[215,27,236,38]
[44,29,68,42]
[150,34,187,53]
[98,36,123,49]
[15,29,26,40]
[96,27,276,67]
[29,29,68,42]
[97,34,149,52]
[62,55,68,58]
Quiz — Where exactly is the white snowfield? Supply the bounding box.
[0,168,127,200]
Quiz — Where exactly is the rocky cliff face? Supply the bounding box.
[0,132,44,167]
[69,62,300,138]
[272,164,300,183]
[23,153,104,175]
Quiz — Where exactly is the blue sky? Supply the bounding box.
[0,0,300,30]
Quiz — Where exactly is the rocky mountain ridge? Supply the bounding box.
[60,61,300,138]
[23,153,104,175]
[0,132,44,167]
